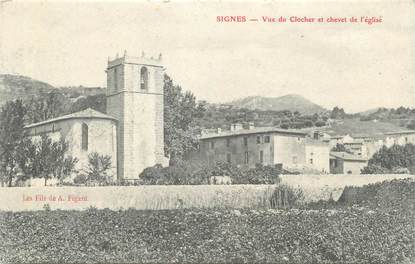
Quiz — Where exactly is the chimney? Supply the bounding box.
[248,122,255,130]
[217,128,222,134]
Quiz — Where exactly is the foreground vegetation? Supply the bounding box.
[0,179,413,264]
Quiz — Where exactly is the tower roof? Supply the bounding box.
[107,51,163,69]
[25,108,117,129]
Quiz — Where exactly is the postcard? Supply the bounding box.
[0,1,414,263]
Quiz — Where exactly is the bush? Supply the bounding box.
[361,164,391,174]
[73,174,88,185]
[139,161,282,185]
[83,152,113,185]
[362,144,415,174]
[269,184,304,208]
[139,160,211,185]
[338,178,415,210]
[315,120,326,127]
[233,164,281,184]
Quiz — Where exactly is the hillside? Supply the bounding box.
[0,74,57,105]
[229,94,326,114]
[323,119,408,136]
[0,74,105,107]
[359,107,381,116]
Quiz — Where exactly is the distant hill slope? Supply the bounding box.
[323,119,408,136]
[229,94,326,114]
[0,74,57,105]
[0,74,105,106]
[359,107,381,116]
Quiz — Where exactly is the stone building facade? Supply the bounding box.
[25,108,118,182]
[106,53,167,180]
[329,152,368,174]
[193,125,330,173]
[384,131,415,148]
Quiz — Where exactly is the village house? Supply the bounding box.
[329,152,368,174]
[384,131,415,147]
[192,124,330,173]
[328,134,354,148]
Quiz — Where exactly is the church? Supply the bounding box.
[25,52,168,182]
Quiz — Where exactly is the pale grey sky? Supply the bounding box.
[0,0,414,112]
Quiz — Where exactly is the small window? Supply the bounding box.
[259,150,264,164]
[297,137,301,141]
[256,136,261,144]
[114,67,118,91]
[243,137,248,147]
[81,123,88,151]
[226,138,231,147]
[210,141,215,149]
[226,153,231,163]
[244,152,249,164]
[309,158,313,164]
[140,66,149,90]
[292,156,297,164]
[264,135,270,143]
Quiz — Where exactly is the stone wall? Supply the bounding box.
[279,174,415,201]
[1,174,413,212]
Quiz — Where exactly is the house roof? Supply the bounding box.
[384,130,415,136]
[304,138,329,146]
[330,152,368,162]
[344,139,364,144]
[330,134,352,139]
[199,126,308,140]
[25,108,117,129]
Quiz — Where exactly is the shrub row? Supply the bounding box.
[139,161,284,185]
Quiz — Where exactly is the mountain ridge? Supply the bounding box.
[228,94,326,114]
[0,74,105,106]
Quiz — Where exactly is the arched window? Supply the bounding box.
[114,67,118,91]
[140,66,148,90]
[82,123,88,151]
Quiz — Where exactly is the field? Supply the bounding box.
[0,179,414,264]
[324,118,406,135]
[0,207,413,263]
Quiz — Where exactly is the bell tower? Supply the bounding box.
[106,51,166,180]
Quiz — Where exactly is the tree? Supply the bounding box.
[49,138,78,183]
[18,135,78,186]
[330,106,346,119]
[26,92,69,124]
[362,144,415,174]
[83,152,113,185]
[0,100,27,187]
[163,74,205,165]
[70,94,106,114]
[16,138,38,183]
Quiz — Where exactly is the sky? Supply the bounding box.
[0,0,414,113]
